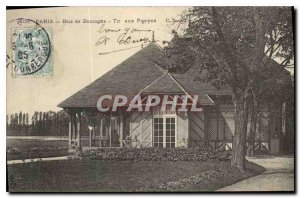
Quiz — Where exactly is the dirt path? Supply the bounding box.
[217,156,294,192]
[7,156,68,165]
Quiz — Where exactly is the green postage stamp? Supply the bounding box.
[11,19,52,77]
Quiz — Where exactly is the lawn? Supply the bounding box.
[7,160,265,192]
[7,139,69,160]
[6,137,98,160]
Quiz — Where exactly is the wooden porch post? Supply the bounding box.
[69,114,72,150]
[65,108,73,150]
[109,115,112,147]
[268,114,272,153]
[72,113,76,145]
[89,128,92,148]
[92,126,96,141]
[77,111,82,148]
[120,112,124,148]
[203,107,209,147]
[89,112,92,148]
[100,118,103,147]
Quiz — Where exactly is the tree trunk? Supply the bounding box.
[231,94,250,171]
[247,101,258,156]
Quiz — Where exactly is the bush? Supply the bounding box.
[6,147,21,155]
[69,147,231,162]
[139,170,222,191]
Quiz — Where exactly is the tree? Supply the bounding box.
[164,7,294,170]
[39,111,43,135]
[25,113,29,125]
[10,114,15,130]
[22,113,26,126]
[19,111,22,125]
[25,113,29,133]
[32,112,39,135]
[43,112,47,135]
[6,115,9,129]
[247,58,292,156]
[10,114,14,130]
[14,113,18,133]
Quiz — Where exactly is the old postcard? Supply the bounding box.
[6,6,295,192]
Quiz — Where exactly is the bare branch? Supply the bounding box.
[252,7,267,69]
[280,54,294,66]
[210,7,240,88]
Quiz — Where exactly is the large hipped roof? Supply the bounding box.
[58,42,225,108]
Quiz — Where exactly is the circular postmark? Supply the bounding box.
[9,18,51,76]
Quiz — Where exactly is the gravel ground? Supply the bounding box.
[217,155,294,192]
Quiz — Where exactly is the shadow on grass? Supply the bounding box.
[7,159,266,192]
[158,160,266,192]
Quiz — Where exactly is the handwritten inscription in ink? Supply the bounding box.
[95,24,152,46]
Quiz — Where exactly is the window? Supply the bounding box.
[153,116,176,148]
[166,118,176,148]
[153,118,163,147]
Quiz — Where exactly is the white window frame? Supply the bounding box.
[153,110,177,148]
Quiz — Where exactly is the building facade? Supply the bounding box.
[58,42,285,154]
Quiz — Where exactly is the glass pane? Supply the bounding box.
[166,124,170,129]
[165,136,170,144]
[171,137,175,142]
[159,124,163,129]
[170,129,175,136]
[171,124,175,129]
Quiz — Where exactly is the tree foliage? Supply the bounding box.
[163,7,294,170]
[164,7,293,89]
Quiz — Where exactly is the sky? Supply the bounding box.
[6,7,188,116]
[6,7,294,117]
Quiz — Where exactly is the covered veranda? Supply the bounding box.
[64,107,131,152]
